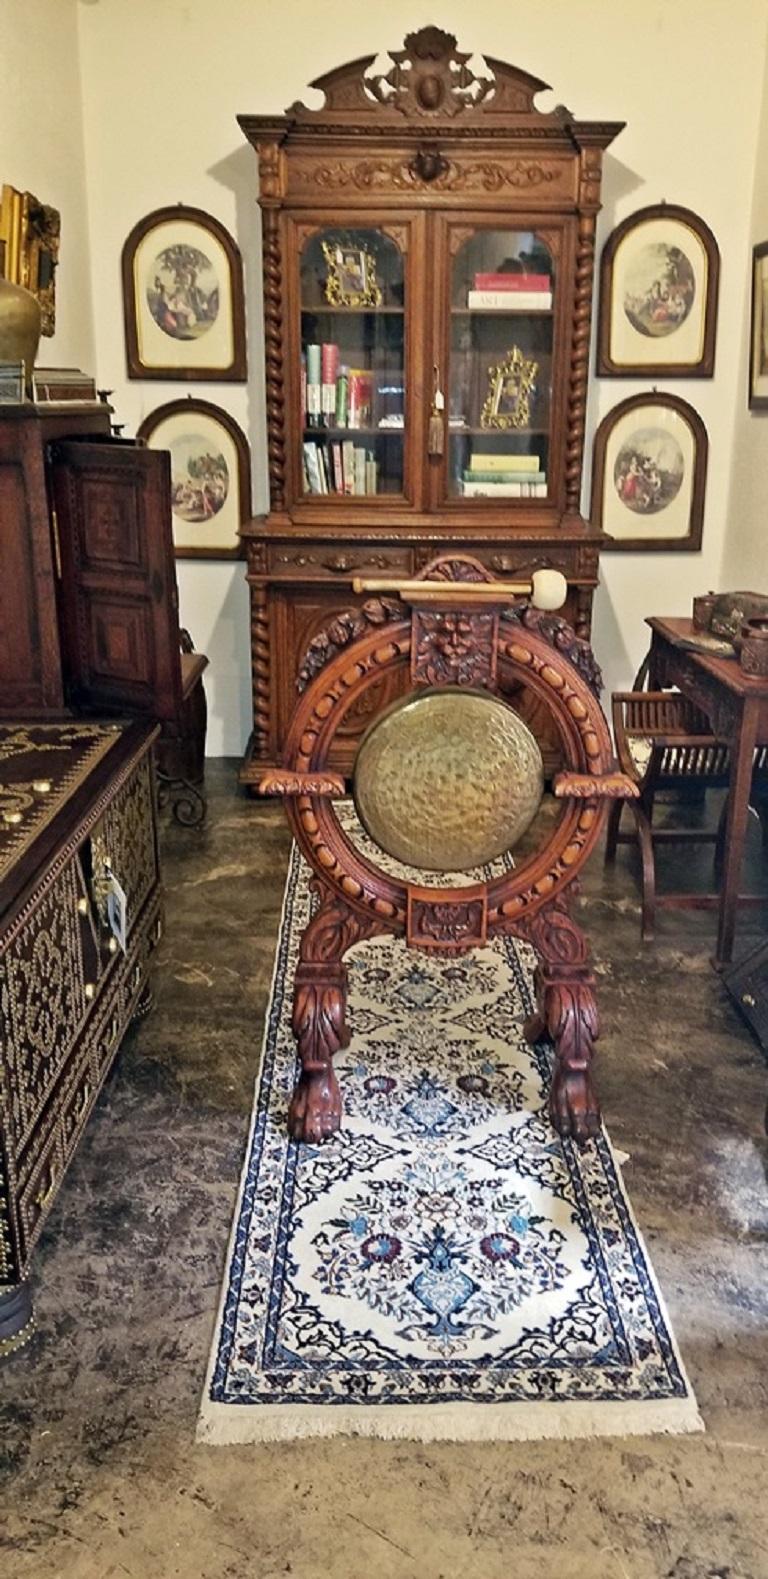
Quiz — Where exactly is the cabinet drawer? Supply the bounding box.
[266,543,413,579]
[466,546,582,579]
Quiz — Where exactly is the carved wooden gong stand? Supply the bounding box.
[261,555,636,1148]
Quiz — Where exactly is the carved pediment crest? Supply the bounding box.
[288,26,552,123]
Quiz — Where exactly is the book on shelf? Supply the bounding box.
[472,272,550,291]
[461,479,547,497]
[321,343,339,422]
[335,365,348,427]
[466,290,552,310]
[341,438,356,495]
[468,453,541,473]
[305,343,322,426]
[348,368,373,428]
[462,468,545,483]
[303,438,379,495]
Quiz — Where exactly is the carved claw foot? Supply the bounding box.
[288,1067,342,1144]
[549,1064,601,1147]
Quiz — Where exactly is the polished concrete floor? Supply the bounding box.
[2,762,768,1579]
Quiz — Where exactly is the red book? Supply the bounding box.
[473,272,550,291]
[321,342,339,423]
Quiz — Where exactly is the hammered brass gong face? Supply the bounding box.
[353,688,544,872]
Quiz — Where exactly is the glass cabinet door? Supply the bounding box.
[297,227,406,501]
[445,228,555,504]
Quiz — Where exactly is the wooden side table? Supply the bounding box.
[646,617,768,964]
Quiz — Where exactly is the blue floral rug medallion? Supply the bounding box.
[199,844,702,1444]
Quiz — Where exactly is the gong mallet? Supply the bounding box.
[351,567,569,609]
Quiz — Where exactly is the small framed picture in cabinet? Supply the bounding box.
[597,205,719,378]
[122,205,246,381]
[137,398,251,558]
[592,393,708,552]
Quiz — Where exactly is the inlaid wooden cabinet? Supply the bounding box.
[238,27,623,780]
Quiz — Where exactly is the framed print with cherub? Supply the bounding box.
[597,205,719,378]
[122,206,246,381]
[137,399,250,558]
[591,393,708,553]
[749,241,768,410]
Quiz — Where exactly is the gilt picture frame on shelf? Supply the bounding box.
[596,204,719,378]
[321,241,382,308]
[749,241,768,409]
[137,398,250,559]
[122,205,246,381]
[591,392,708,553]
[480,347,538,431]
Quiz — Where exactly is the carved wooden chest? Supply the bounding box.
[0,720,162,1356]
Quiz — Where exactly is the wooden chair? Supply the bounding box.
[606,660,768,938]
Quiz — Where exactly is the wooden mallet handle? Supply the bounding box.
[351,568,568,610]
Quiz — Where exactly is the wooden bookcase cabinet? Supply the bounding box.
[238,28,623,780]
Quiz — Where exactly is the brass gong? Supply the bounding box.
[353,687,544,872]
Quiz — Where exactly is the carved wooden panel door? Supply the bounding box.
[50,441,182,721]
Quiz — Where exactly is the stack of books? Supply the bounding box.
[467,272,552,311]
[303,438,379,495]
[460,452,547,498]
[303,345,375,429]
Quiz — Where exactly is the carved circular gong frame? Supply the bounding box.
[282,615,614,934]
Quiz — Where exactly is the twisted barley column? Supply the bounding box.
[565,214,596,516]
[262,208,286,512]
[250,578,271,760]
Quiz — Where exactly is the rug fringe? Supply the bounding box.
[196,1395,704,1447]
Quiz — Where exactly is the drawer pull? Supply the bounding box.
[742,992,756,1008]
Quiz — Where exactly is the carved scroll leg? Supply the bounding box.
[543,972,600,1146]
[287,885,379,1144]
[289,961,347,1144]
[522,907,601,1146]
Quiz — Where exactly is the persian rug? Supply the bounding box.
[199,834,702,1444]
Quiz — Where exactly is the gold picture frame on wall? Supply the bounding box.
[0,184,60,336]
[480,347,538,431]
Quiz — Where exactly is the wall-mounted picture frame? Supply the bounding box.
[596,204,719,378]
[0,183,60,335]
[122,205,246,381]
[137,398,251,558]
[749,241,768,410]
[591,392,708,553]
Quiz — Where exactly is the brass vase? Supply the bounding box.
[0,275,41,395]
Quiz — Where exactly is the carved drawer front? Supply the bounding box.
[91,754,157,938]
[466,546,580,580]
[0,858,94,1161]
[266,543,413,579]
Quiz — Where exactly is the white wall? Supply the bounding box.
[721,19,768,589]
[0,0,94,371]
[74,0,768,750]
